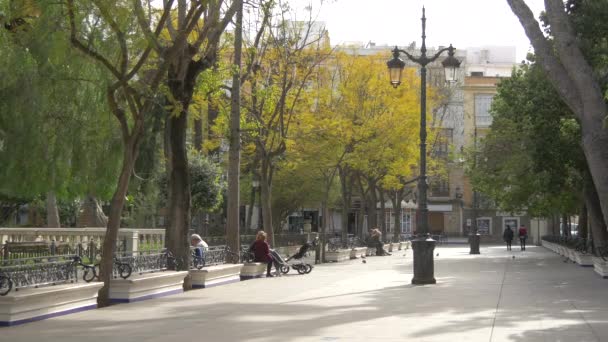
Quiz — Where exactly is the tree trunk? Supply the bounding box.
[226,0,243,257]
[165,55,197,290]
[390,190,404,242]
[379,190,387,237]
[245,186,255,232]
[339,167,350,241]
[165,49,217,290]
[393,190,404,242]
[368,183,378,238]
[83,195,108,227]
[320,200,328,263]
[46,191,60,228]
[581,124,608,234]
[579,203,588,239]
[207,101,220,157]
[562,213,569,236]
[194,118,203,151]
[260,161,274,246]
[584,169,608,251]
[358,205,365,239]
[166,107,192,286]
[98,140,139,307]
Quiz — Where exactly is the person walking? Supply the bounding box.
[503,226,514,251]
[518,224,528,251]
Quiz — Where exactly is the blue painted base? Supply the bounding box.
[110,288,183,304]
[192,277,240,289]
[0,304,97,327]
[240,274,264,280]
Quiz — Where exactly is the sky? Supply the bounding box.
[290,0,546,62]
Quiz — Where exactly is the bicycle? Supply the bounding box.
[72,255,131,280]
[113,256,132,279]
[72,256,99,282]
[223,246,241,264]
[0,271,12,296]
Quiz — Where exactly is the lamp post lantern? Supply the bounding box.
[387,7,460,285]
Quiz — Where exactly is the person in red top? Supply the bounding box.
[518,224,528,251]
[250,230,277,277]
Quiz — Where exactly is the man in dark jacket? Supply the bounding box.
[503,226,514,251]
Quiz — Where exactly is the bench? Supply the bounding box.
[189,245,242,288]
[0,256,101,326]
[325,249,351,262]
[109,271,188,303]
[236,246,267,280]
[350,247,367,259]
[239,262,267,280]
[109,251,185,303]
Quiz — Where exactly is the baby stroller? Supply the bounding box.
[271,238,317,275]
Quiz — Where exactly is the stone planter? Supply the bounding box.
[593,257,608,278]
[567,248,576,262]
[326,249,351,262]
[0,282,103,326]
[190,264,243,288]
[240,263,267,280]
[109,271,187,303]
[573,251,593,267]
[350,247,367,259]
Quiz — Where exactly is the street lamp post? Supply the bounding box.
[387,7,460,285]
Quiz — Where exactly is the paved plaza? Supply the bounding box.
[3,244,608,341]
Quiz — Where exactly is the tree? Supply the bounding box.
[507,0,608,231]
[0,1,121,228]
[468,59,607,245]
[292,51,433,245]
[467,61,582,215]
[240,5,331,245]
[161,0,240,280]
[66,0,206,306]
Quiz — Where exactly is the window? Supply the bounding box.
[475,94,494,127]
[471,71,484,77]
[477,217,492,235]
[433,128,453,159]
[503,217,519,233]
[402,211,412,234]
[430,178,450,197]
[385,210,392,233]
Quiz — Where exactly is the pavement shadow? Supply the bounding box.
[2,245,606,342]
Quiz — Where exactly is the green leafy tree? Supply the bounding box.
[0,1,121,227]
[467,61,583,221]
[507,0,608,231]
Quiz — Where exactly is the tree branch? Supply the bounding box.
[66,0,121,80]
[544,0,604,121]
[506,0,583,117]
[91,0,129,77]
